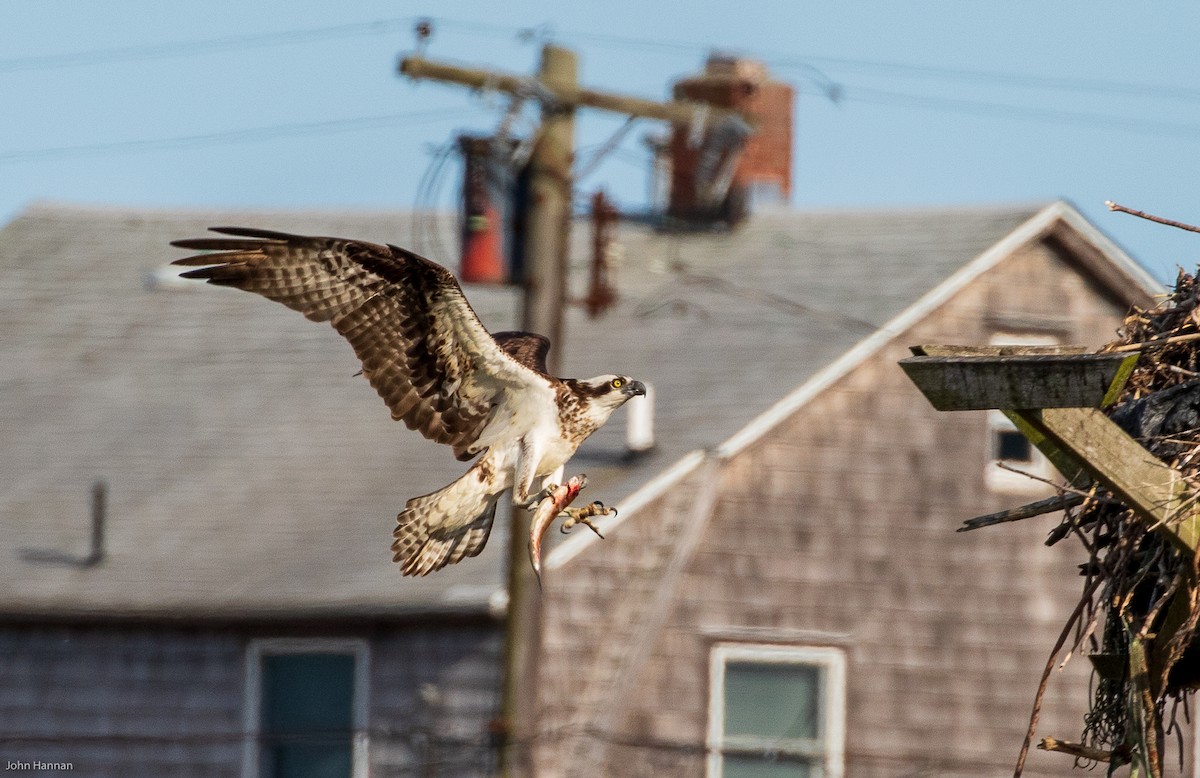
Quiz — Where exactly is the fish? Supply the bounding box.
[527,475,588,588]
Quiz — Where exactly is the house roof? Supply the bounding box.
[0,200,1152,620]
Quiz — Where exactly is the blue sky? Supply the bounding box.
[5,1,1200,281]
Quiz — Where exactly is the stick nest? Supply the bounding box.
[1054,269,1200,769]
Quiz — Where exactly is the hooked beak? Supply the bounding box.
[624,380,647,398]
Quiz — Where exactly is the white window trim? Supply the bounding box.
[707,643,846,778]
[985,333,1059,494]
[241,637,371,778]
[985,409,1054,494]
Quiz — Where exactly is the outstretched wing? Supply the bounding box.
[172,226,542,459]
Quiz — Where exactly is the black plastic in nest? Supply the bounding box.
[1111,378,1200,459]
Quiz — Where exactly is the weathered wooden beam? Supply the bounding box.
[902,345,1200,551]
[912,344,1091,357]
[1019,407,1200,552]
[1004,411,1093,487]
[399,55,753,127]
[899,352,1138,411]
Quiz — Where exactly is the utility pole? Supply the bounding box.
[518,45,577,372]
[398,45,751,776]
[503,44,574,777]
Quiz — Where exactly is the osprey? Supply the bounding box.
[171,227,645,576]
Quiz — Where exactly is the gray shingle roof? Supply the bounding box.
[0,201,1071,618]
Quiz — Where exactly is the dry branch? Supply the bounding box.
[1110,331,1200,353]
[958,494,1084,532]
[1037,737,1129,765]
[1014,577,1101,777]
[1106,201,1200,235]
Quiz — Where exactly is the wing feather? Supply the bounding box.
[172,227,544,456]
[492,331,552,375]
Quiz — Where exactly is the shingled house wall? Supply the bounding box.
[536,228,1189,775]
[0,621,501,778]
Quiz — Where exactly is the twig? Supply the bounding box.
[1106,201,1200,235]
[1129,635,1163,778]
[994,463,1099,500]
[1137,576,1181,642]
[959,494,1085,532]
[1038,737,1130,765]
[1111,332,1200,353]
[1046,486,1112,547]
[1014,575,1103,778]
[1168,364,1200,378]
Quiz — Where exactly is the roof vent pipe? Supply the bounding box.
[625,383,655,457]
[84,480,106,567]
[17,480,107,567]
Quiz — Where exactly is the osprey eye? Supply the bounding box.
[611,378,624,389]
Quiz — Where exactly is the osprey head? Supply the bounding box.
[568,375,647,424]
[581,375,646,403]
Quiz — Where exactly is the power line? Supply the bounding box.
[8,85,1192,173]
[842,86,1200,138]
[434,19,1200,106]
[411,140,459,260]
[0,17,421,74]
[0,108,480,165]
[4,16,1200,177]
[7,14,1197,111]
[0,724,1061,773]
[774,54,1200,104]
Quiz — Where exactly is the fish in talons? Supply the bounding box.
[526,475,617,588]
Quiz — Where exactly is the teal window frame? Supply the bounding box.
[707,644,846,778]
[242,638,370,778]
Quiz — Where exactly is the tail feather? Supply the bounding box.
[391,468,501,576]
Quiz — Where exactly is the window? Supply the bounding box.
[995,423,1033,463]
[986,408,1054,492]
[708,644,845,778]
[984,333,1059,493]
[243,639,369,778]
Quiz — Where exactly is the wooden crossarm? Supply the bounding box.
[1016,407,1199,552]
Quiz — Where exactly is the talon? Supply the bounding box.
[585,500,617,519]
[559,515,604,538]
[558,510,584,533]
[580,516,605,539]
[519,483,559,510]
[557,505,608,539]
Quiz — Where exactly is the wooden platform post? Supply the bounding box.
[901,344,1199,776]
